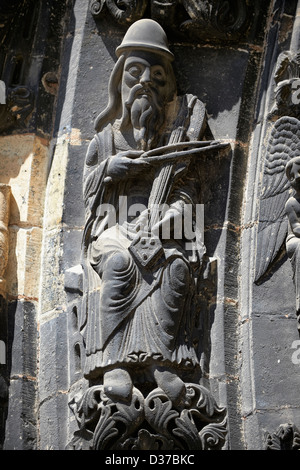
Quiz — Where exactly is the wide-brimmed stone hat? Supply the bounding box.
[116,18,174,61]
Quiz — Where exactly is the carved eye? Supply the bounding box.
[151,66,166,81]
[127,65,142,78]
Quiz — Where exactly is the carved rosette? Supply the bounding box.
[0,184,11,297]
[68,383,227,450]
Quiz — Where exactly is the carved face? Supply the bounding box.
[119,50,172,148]
[288,160,300,189]
[121,51,169,112]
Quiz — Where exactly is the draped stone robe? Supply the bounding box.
[80,93,207,384]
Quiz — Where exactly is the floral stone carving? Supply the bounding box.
[68,383,227,450]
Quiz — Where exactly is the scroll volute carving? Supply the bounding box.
[0,184,11,296]
[90,0,249,42]
[90,0,147,24]
[180,0,248,40]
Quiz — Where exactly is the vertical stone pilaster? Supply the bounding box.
[0,135,49,449]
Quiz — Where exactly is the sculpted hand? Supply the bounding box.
[135,208,150,234]
[107,151,150,180]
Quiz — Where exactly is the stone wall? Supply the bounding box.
[0,0,71,449]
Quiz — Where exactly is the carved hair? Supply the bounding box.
[94,51,177,133]
[94,55,125,133]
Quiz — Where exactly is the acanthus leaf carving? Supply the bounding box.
[269,50,300,120]
[68,384,227,450]
[265,423,300,450]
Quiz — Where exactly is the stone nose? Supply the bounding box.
[140,67,151,85]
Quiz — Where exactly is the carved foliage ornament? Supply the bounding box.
[90,0,249,41]
[265,423,300,450]
[68,384,227,450]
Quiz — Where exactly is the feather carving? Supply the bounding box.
[255,116,300,283]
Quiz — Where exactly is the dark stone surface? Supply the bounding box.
[0,0,71,137]
[39,310,68,403]
[39,393,69,451]
[0,295,8,449]
[4,300,38,449]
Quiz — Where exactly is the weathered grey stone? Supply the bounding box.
[39,393,69,450]
[3,376,37,450]
[39,310,68,403]
[7,300,37,379]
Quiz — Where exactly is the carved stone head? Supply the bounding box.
[116,18,174,61]
[286,156,300,191]
[94,19,177,135]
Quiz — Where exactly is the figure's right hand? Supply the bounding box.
[107,150,149,180]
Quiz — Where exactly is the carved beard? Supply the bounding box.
[124,85,165,150]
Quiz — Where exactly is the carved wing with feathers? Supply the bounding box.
[255,115,300,284]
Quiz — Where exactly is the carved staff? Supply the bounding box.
[147,95,197,229]
[129,97,229,268]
